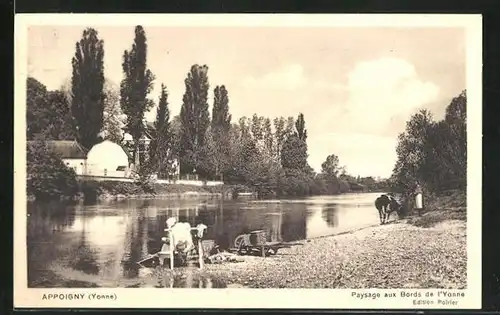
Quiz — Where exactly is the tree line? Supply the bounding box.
[27,25,393,199]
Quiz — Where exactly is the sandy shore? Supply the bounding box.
[203,216,466,289]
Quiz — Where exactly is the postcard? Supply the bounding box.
[14,13,482,309]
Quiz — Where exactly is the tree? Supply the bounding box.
[281,134,308,170]
[27,139,79,200]
[295,113,308,141]
[27,77,75,140]
[443,90,467,188]
[149,84,173,178]
[211,85,231,134]
[211,85,232,179]
[273,117,286,160]
[45,90,75,140]
[169,115,182,158]
[27,77,49,138]
[179,64,210,175]
[251,114,264,141]
[392,109,434,189]
[197,128,219,178]
[421,91,467,191]
[263,117,274,157]
[100,80,126,143]
[120,25,156,168]
[70,27,105,150]
[321,154,341,178]
[285,116,295,137]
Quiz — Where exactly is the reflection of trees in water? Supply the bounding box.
[156,271,226,288]
[266,211,283,242]
[198,202,308,248]
[27,201,78,285]
[321,204,340,228]
[281,206,307,242]
[69,232,100,275]
[27,202,77,237]
[121,209,146,278]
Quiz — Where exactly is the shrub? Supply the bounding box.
[27,140,79,201]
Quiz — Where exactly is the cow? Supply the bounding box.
[375,194,401,224]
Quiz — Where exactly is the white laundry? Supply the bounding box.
[169,221,194,254]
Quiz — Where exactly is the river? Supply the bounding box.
[27,192,386,288]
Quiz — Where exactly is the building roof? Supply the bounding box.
[28,140,88,159]
[87,140,130,166]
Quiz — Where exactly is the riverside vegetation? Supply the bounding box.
[27,26,394,202]
[26,26,465,202]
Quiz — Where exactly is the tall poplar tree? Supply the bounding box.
[120,25,155,168]
[150,84,171,177]
[179,64,210,174]
[70,28,105,150]
[211,85,231,134]
[211,85,232,178]
[295,113,308,141]
[273,117,286,160]
[263,117,274,156]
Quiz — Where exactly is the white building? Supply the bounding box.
[86,140,131,178]
[33,140,88,175]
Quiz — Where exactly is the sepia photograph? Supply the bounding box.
[14,14,482,309]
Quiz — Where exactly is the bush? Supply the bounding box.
[27,140,79,201]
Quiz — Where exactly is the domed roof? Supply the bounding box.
[87,140,129,167]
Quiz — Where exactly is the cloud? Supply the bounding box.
[336,57,440,133]
[242,64,344,91]
[242,64,307,90]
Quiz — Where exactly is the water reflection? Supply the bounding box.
[322,204,340,228]
[154,270,227,288]
[27,193,382,287]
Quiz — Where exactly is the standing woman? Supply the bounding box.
[414,181,424,216]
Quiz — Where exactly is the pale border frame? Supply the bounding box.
[14,13,482,309]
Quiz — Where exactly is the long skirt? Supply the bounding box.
[415,193,423,209]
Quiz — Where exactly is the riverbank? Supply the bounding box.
[205,220,466,289]
[202,190,467,289]
[32,190,467,289]
[87,180,224,201]
[28,180,254,202]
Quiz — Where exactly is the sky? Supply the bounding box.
[27,26,466,178]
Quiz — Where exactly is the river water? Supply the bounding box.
[27,192,386,288]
